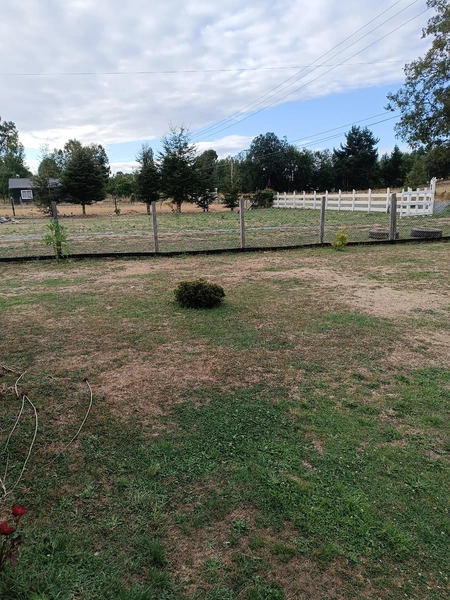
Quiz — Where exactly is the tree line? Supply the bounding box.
[1,120,446,215]
[1,0,449,212]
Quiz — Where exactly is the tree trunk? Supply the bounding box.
[82,202,86,216]
[146,203,151,215]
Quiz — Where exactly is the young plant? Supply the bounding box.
[43,218,70,259]
[331,228,348,250]
[174,279,225,309]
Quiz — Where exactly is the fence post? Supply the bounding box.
[151,201,159,253]
[389,193,397,242]
[313,190,317,209]
[386,188,390,212]
[319,196,326,244]
[367,189,372,213]
[338,189,342,211]
[51,201,58,220]
[239,198,245,249]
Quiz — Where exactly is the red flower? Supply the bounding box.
[0,522,15,535]
[11,506,26,518]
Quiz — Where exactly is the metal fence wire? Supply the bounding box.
[0,195,449,259]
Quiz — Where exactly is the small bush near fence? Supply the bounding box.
[253,188,275,208]
[331,229,349,250]
[174,279,225,309]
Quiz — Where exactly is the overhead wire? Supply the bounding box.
[193,0,426,141]
[2,60,412,77]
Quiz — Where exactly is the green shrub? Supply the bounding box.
[174,279,225,309]
[43,218,70,258]
[253,188,275,208]
[331,228,348,250]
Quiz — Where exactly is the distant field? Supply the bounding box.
[0,243,449,599]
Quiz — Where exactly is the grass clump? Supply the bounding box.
[174,278,225,309]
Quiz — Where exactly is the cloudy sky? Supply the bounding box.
[1,0,431,172]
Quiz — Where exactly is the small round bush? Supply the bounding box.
[174,279,225,309]
[253,188,275,208]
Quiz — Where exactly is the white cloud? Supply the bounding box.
[196,135,254,158]
[1,0,430,155]
[110,161,139,174]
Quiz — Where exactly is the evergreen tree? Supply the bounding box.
[333,126,379,190]
[61,144,108,215]
[159,125,198,212]
[379,145,405,187]
[135,145,160,214]
[194,149,218,212]
[221,174,241,211]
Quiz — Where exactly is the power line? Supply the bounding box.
[140,113,402,185]
[193,0,425,141]
[2,60,412,77]
[194,6,429,143]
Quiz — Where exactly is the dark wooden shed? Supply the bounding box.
[8,178,34,204]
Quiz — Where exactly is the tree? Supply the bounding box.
[309,150,335,191]
[283,146,315,192]
[386,0,450,149]
[221,173,241,211]
[0,119,30,199]
[61,144,108,215]
[159,125,198,212]
[135,145,160,214]
[247,133,288,190]
[33,146,64,212]
[333,126,379,190]
[194,149,218,212]
[379,145,406,187]
[108,172,136,199]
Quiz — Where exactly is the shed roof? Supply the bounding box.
[8,177,60,190]
[8,178,34,189]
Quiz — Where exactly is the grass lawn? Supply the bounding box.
[0,242,449,599]
[1,203,450,257]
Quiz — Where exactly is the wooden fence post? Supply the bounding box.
[239,198,245,249]
[319,196,326,244]
[51,201,58,220]
[389,193,397,242]
[151,201,159,253]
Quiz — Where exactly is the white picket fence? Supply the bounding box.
[274,178,436,216]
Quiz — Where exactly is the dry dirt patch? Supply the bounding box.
[96,344,295,421]
[166,508,348,600]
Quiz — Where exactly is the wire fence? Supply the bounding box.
[1,197,449,259]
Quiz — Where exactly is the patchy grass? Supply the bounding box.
[0,243,449,599]
[1,205,450,257]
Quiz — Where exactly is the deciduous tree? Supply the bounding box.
[0,119,30,198]
[386,0,450,150]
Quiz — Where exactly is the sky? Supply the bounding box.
[1,0,432,173]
